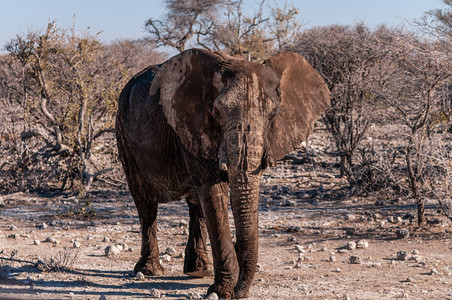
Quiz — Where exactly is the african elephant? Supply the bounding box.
[115,49,330,298]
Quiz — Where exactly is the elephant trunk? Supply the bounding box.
[228,139,263,297]
[229,172,260,297]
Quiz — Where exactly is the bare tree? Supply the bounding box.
[144,0,222,52]
[373,28,452,226]
[268,2,302,52]
[144,0,302,60]
[2,22,162,192]
[416,0,452,40]
[295,25,381,185]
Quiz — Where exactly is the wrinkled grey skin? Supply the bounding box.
[115,49,330,299]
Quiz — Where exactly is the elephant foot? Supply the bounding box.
[234,284,251,299]
[134,257,165,276]
[183,250,213,278]
[207,282,235,300]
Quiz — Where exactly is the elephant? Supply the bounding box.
[115,48,330,299]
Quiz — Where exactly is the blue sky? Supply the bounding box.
[0,0,444,54]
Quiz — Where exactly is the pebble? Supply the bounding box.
[411,255,422,262]
[295,245,304,253]
[430,268,440,275]
[36,223,48,229]
[105,245,121,257]
[345,214,356,221]
[205,292,219,300]
[33,240,41,245]
[396,229,410,239]
[412,249,420,255]
[149,288,161,298]
[283,199,296,207]
[73,241,81,248]
[345,241,356,250]
[349,255,361,264]
[396,251,410,261]
[256,264,264,272]
[186,291,202,300]
[369,261,381,267]
[136,272,145,280]
[333,268,342,272]
[165,247,177,256]
[329,255,336,262]
[103,236,111,243]
[356,240,369,249]
[9,225,18,231]
[287,236,297,242]
[294,262,303,268]
[161,254,171,262]
[179,220,188,228]
[45,237,60,244]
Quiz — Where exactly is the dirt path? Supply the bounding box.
[1,133,451,299]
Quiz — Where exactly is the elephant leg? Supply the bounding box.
[183,198,213,277]
[199,182,239,299]
[133,198,165,276]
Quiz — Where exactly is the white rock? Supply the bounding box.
[430,268,440,275]
[33,240,41,245]
[345,214,356,221]
[329,255,336,262]
[105,245,121,257]
[345,241,356,250]
[356,240,369,249]
[73,241,81,248]
[136,272,145,280]
[45,237,60,244]
[160,254,171,262]
[186,291,202,300]
[206,292,219,300]
[149,288,161,298]
[295,245,304,252]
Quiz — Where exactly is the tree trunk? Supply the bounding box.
[406,142,426,226]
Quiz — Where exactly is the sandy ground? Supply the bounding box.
[1,132,451,300]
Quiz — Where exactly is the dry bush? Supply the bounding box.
[0,22,164,193]
[294,24,383,185]
[36,250,79,272]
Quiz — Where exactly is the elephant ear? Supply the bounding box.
[264,52,331,162]
[150,49,223,159]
